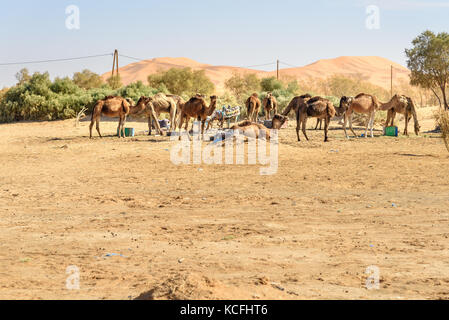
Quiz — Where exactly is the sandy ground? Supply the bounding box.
[1,108,449,300]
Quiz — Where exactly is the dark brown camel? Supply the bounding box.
[262,92,278,120]
[246,93,261,122]
[89,96,131,139]
[178,95,218,137]
[296,96,336,142]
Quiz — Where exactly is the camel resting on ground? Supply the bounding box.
[296,96,336,142]
[89,96,131,139]
[246,93,261,122]
[262,93,278,120]
[385,95,420,136]
[229,114,288,141]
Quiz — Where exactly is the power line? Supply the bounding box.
[240,62,276,69]
[0,53,113,66]
[279,61,301,69]
[119,54,148,62]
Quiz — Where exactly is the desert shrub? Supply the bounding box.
[73,69,104,90]
[435,110,449,152]
[148,67,215,96]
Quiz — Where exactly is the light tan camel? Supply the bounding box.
[127,96,164,136]
[143,93,178,135]
[385,95,420,136]
[178,95,218,137]
[296,96,336,142]
[262,92,278,120]
[246,93,261,122]
[341,94,407,138]
[89,96,131,139]
[230,115,287,141]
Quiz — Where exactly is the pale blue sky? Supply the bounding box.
[0,0,448,87]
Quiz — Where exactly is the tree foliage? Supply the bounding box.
[73,69,104,90]
[406,30,449,109]
[148,67,215,96]
[225,72,260,101]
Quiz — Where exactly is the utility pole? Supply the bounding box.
[390,65,393,98]
[277,59,280,80]
[111,49,119,78]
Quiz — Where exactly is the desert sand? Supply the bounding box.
[1,107,449,300]
[101,56,410,92]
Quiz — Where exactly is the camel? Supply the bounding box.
[341,93,407,139]
[178,95,218,137]
[262,93,278,120]
[385,95,420,136]
[314,101,347,130]
[230,115,288,141]
[283,94,312,117]
[89,96,131,139]
[143,93,178,135]
[296,96,336,142]
[127,96,164,136]
[246,93,261,122]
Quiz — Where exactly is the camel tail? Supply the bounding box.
[407,97,420,135]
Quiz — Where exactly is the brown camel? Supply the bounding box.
[296,96,336,142]
[283,94,313,117]
[127,96,164,136]
[314,100,347,130]
[246,93,261,122]
[262,92,278,120]
[385,95,420,136]
[178,95,218,137]
[89,96,131,139]
[341,93,406,139]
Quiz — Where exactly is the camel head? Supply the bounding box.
[271,114,288,129]
[338,96,353,116]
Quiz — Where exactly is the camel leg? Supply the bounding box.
[121,115,127,138]
[348,113,357,138]
[369,112,375,138]
[403,111,410,136]
[324,116,330,142]
[343,112,349,139]
[364,114,370,138]
[96,120,102,138]
[296,111,301,142]
[117,118,122,138]
[302,116,309,141]
[89,119,95,139]
[169,106,177,133]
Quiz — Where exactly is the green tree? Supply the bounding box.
[225,72,260,103]
[107,74,123,90]
[73,69,103,90]
[15,68,31,85]
[405,30,449,109]
[260,77,284,92]
[148,67,215,96]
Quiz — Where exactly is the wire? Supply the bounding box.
[279,61,301,69]
[119,54,148,61]
[240,62,276,69]
[0,53,113,66]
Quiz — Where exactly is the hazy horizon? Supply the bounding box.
[0,0,448,87]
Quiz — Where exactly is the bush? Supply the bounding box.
[435,110,449,152]
[148,68,215,96]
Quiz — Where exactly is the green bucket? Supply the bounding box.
[117,128,135,137]
[384,126,398,137]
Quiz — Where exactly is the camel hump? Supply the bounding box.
[307,96,325,104]
[299,94,312,99]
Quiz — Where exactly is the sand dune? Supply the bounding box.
[102,56,410,92]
